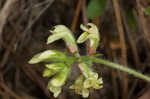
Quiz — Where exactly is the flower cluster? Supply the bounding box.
[28,23,103,98]
[29,50,71,97]
[70,62,103,98]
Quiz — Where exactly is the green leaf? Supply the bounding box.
[87,0,106,19]
[145,6,150,16]
[126,9,136,31]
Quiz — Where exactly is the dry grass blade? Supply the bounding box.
[71,0,83,32]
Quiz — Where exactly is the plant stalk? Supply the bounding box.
[92,57,150,82]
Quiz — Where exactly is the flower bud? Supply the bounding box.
[47,25,78,53]
[28,50,67,64]
[48,66,70,97]
[48,86,61,98]
[77,23,100,55]
[45,63,65,72]
[43,68,56,77]
[49,66,70,87]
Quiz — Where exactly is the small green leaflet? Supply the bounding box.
[145,6,150,16]
[126,9,136,31]
[87,0,106,19]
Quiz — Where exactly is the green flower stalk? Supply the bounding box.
[77,23,100,55]
[48,65,71,97]
[47,25,78,53]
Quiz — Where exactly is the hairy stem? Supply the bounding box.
[91,58,150,82]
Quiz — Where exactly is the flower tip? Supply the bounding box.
[46,41,50,45]
[28,59,37,64]
[76,39,82,44]
[46,38,52,45]
[48,86,61,98]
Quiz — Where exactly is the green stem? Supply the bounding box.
[92,57,150,82]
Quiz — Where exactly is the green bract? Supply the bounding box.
[77,23,100,55]
[47,25,78,53]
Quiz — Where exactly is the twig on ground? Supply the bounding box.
[81,0,88,25]
[19,0,54,48]
[112,0,128,99]
[121,8,140,68]
[0,82,24,99]
[136,0,150,45]
[71,0,83,32]
[0,0,17,47]
[104,39,119,99]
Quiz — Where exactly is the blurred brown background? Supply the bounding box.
[0,0,150,99]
